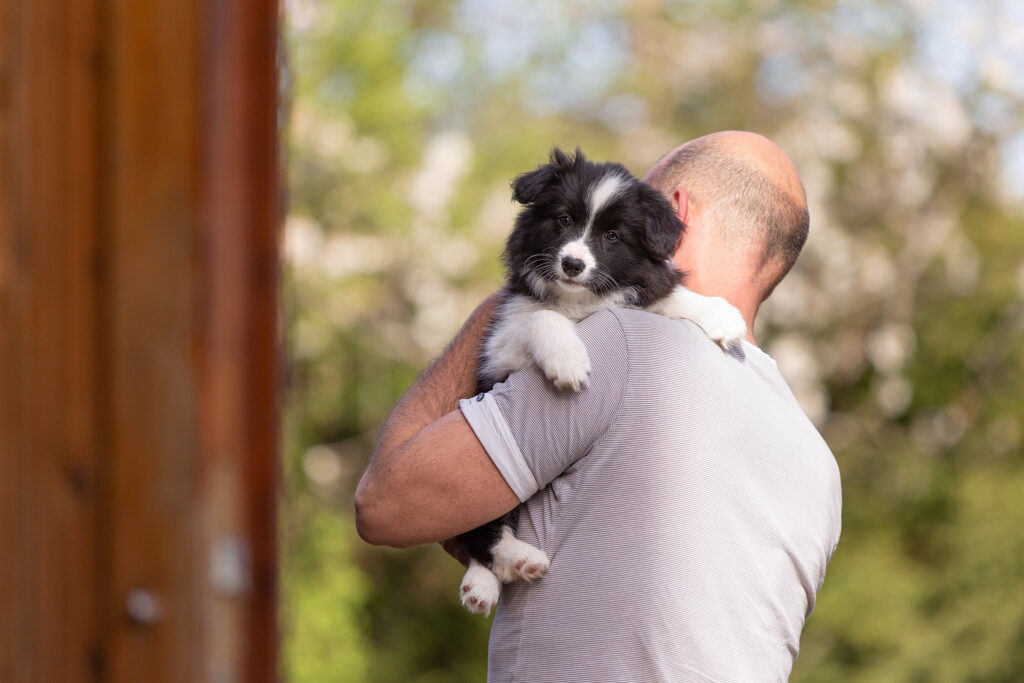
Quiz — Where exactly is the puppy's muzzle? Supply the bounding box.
[561,256,585,277]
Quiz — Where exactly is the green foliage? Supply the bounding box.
[798,469,1024,682]
[284,513,370,682]
[281,0,1024,680]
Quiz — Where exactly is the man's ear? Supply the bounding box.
[510,147,576,205]
[673,187,690,225]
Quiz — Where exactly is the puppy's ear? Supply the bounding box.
[511,164,558,205]
[643,193,685,260]
[552,147,575,167]
[511,147,575,205]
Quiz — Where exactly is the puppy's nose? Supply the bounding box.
[561,256,585,277]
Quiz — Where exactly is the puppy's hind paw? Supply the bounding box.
[491,534,550,583]
[460,562,501,616]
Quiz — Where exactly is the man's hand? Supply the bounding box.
[441,537,471,567]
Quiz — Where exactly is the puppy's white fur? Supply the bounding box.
[483,284,746,393]
[649,287,748,347]
[481,283,626,391]
[460,559,502,616]
[491,525,549,583]
[588,174,627,218]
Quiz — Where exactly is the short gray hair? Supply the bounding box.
[647,139,809,280]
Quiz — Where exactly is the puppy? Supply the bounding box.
[456,148,746,615]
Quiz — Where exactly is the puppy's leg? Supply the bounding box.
[490,525,549,583]
[460,559,502,616]
[526,309,590,391]
[650,285,747,348]
[479,299,535,385]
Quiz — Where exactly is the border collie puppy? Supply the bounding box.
[457,148,746,615]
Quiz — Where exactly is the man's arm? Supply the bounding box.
[354,292,520,548]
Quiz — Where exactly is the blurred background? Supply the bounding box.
[281,0,1024,681]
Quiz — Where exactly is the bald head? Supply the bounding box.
[644,131,809,293]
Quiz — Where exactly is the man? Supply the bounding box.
[355,131,842,681]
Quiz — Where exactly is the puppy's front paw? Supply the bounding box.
[460,562,501,616]
[697,297,747,348]
[491,535,550,584]
[654,287,746,349]
[539,344,591,391]
[527,309,590,391]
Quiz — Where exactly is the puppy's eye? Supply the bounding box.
[557,215,572,227]
[605,231,619,242]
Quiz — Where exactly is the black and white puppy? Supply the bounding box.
[456,148,746,615]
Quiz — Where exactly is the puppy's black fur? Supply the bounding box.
[456,148,687,576]
[504,148,684,309]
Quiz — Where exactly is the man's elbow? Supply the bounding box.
[353,479,388,545]
[353,478,415,548]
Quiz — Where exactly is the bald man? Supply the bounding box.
[356,132,842,682]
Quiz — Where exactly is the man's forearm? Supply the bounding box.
[355,292,503,538]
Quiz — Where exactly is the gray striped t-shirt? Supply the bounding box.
[459,307,842,683]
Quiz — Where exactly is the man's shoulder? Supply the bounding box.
[571,308,729,396]
[582,306,719,353]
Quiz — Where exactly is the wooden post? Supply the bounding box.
[0,0,279,681]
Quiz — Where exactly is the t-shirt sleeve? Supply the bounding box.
[459,308,629,501]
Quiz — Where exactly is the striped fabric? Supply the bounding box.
[460,308,842,682]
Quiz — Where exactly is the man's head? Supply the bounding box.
[643,131,808,304]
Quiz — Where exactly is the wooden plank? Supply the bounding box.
[101,0,204,679]
[0,0,279,680]
[200,1,280,680]
[0,1,102,681]
[63,0,103,678]
[101,0,281,680]
[0,0,28,674]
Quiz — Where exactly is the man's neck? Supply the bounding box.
[681,270,760,346]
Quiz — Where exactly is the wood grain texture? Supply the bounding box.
[0,0,279,680]
[201,1,281,680]
[101,0,205,679]
[0,1,103,681]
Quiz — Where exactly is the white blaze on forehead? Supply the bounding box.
[588,173,627,219]
[556,172,627,281]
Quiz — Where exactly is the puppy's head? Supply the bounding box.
[505,148,683,306]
